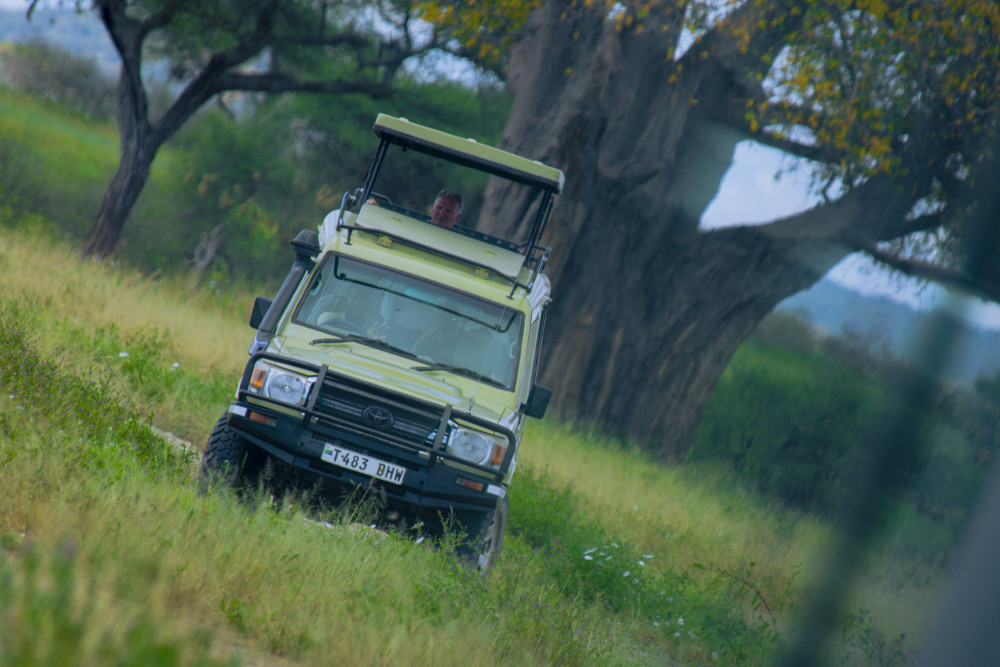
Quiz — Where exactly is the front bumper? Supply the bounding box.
[226,353,516,515]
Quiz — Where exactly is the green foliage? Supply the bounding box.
[0,87,118,239]
[0,134,45,213]
[833,608,907,667]
[768,0,1000,186]
[689,330,891,514]
[0,39,510,289]
[691,310,1000,573]
[0,39,116,119]
[694,560,800,640]
[417,0,542,68]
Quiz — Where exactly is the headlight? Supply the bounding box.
[247,362,311,406]
[447,425,509,469]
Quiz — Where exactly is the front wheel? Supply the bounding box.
[455,497,508,571]
[198,415,260,492]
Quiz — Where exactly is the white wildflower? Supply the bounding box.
[119,351,129,357]
[622,571,630,577]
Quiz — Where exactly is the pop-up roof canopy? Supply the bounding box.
[337,114,564,296]
[372,114,564,194]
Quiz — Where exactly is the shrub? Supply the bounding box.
[0,40,115,119]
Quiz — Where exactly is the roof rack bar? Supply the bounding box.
[359,137,390,211]
[373,115,563,194]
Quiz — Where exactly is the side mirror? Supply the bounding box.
[249,296,273,329]
[521,385,552,419]
[291,229,321,260]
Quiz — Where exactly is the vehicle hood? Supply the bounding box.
[271,333,510,421]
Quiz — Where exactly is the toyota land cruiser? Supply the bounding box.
[199,114,564,569]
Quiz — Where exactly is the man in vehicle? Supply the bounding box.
[430,190,463,229]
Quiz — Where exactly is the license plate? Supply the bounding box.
[321,443,407,485]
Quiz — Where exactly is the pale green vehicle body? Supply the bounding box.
[261,200,553,484]
[204,115,563,565]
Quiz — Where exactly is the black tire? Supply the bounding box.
[455,497,508,571]
[198,415,257,492]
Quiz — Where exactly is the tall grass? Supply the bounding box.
[0,84,952,663]
[0,286,637,665]
[0,220,247,443]
[1,220,936,664]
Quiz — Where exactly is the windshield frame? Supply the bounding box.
[291,253,524,390]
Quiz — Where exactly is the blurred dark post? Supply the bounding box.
[776,146,1000,665]
[914,147,1000,665]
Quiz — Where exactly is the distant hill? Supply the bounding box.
[776,279,1000,386]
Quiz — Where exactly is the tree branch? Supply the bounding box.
[851,241,1000,305]
[759,173,941,244]
[750,128,845,165]
[151,0,279,147]
[686,0,808,96]
[211,71,392,97]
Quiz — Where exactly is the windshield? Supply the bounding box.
[293,255,523,389]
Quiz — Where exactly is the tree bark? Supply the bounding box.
[82,135,156,258]
[478,0,944,460]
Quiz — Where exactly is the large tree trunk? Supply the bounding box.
[82,136,156,258]
[479,0,930,461]
[82,1,158,259]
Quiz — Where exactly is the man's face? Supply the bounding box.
[430,195,461,229]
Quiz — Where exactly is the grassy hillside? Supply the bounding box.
[0,84,973,665]
[1,218,940,665]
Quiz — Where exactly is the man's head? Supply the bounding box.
[430,190,463,229]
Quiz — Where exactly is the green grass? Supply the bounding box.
[0,85,955,665]
[0,221,934,665]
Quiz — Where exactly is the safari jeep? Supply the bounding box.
[200,114,564,568]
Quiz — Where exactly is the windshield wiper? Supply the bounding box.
[411,362,505,389]
[311,334,368,345]
[311,335,419,360]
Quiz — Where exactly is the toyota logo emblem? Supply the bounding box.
[362,405,394,429]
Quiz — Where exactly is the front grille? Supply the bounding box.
[312,376,442,451]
